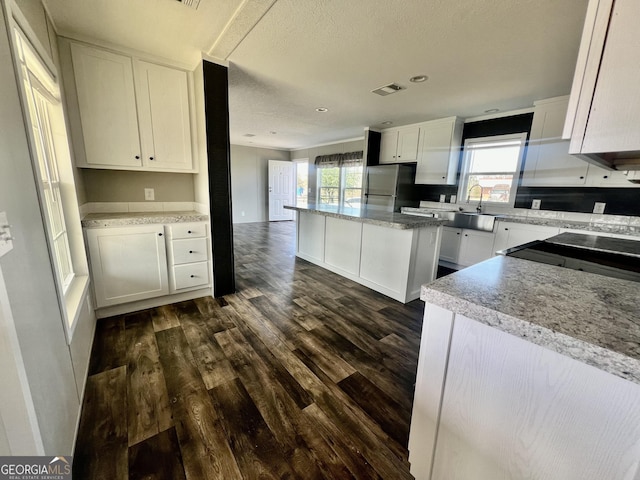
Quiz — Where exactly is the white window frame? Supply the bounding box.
[10,22,90,343]
[458,132,528,209]
[316,164,364,208]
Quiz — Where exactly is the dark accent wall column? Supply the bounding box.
[202,60,235,296]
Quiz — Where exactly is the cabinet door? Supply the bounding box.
[396,127,420,162]
[523,97,588,186]
[86,225,168,307]
[494,223,560,252]
[581,0,640,155]
[70,43,141,167]
[415,118,461,185]
[379,130,398,164]
[136,61,194,171]
[457,230,495,267]
[585,164,636,187]
[431,314,640,480]
[439,227,461,263]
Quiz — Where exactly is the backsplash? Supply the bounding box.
[515,187,640,216]
[79,202,208,217]
[417,200,640,226]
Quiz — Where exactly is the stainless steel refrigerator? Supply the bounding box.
[363,164,417,212]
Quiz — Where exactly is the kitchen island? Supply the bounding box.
[285,205,446,303]
[409,254,640,480]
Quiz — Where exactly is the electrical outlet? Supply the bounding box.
[531,199,541,210]
[450,195,457,203]
[144,188,155,201]
[439,194,446,203]
[593,202,606,214]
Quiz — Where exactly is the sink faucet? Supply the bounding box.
[467,183,483,213]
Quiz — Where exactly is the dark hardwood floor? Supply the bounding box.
[74,221,424,479]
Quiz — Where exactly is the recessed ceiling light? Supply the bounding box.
[484,108,500,114]
[243,133,256,137]
[316,107,328,112]
[409,75,428,83]
[381,121,393,125]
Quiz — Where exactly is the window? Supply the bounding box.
[295,160,308,207]
[458,133,527,207]
[12,27,89,342]
[314,151,364,208]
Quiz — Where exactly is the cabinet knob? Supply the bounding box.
[504,228,509,231]
[187,230,192,234]
[579,176,584,179]
[456,232,460,235]
[603,175,609,179]
[442,176,445,179]
[189,250,193,253]
[464,234,468,237]
[158,233,163,236]
[149,156,155,161]
[190,274,195,278]
[135,155,140,159]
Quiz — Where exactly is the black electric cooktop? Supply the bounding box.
[500,233,640,283]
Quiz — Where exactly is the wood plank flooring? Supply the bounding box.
[74,221,424,479]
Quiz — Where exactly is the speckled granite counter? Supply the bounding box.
[402,207,640,237]
[285,205,447,230]
[421,255,640,384]
[82,211,208,228]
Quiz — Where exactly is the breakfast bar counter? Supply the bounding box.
[409,255,640,480]
[285,205,446,302]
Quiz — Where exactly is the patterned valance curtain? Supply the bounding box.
[314,151,364,168]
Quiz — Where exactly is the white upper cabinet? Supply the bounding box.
[136,61,194,171]
[415,117,463,185]
[65,41,196,172]
[70,43,142,168]
[522,96,588,186]
[379,126,420,163]
[564,0,640,170]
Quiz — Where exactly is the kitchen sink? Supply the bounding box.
[445,212,497,232]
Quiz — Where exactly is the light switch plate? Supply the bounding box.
[531,199,541,210]
[144,188,155,201]
[0,211,14,258]
[593,202,606,214]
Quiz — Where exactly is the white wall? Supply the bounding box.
[0,0,90,455]
[230,144,290,223]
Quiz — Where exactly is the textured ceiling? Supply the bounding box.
[43,0,590,150]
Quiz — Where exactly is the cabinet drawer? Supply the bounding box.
[172,261,210,290]
[168,222,208,239]
[171,238,208,265]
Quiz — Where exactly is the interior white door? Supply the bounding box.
[268,160,295,221]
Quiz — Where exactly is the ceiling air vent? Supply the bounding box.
[243,134,256,137]
[177,0,201,10]
[371,83,405,96]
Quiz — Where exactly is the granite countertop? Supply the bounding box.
[402,207,640,237]
[421,255,640,385]
[285,205,447,230]
[82,211,209,228]
[546,232,640,258]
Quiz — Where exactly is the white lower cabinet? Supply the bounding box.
[439,227,462,263]
[86,225,169,307]
[86,222,211,310]
[493,221,560,253]
[410,308,640,480]
[295,211,441,302]
[457,230,495,267]
[439,227,495,267]
[166,222,211,293]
